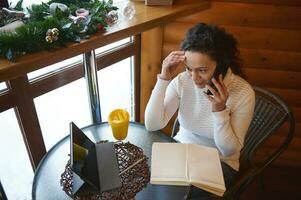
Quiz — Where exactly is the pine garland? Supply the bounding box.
[0,0,118,62]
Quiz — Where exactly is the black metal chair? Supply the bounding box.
[171,86,295,199]
[0,180,8,200]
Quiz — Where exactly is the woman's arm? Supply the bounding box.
[144,76,180,131]
[145,51,185,131]
[213,89,255,156]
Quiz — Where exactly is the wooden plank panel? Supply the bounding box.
[164,22,301,51]
[254,155,301,167]
[274,122,301,138]
[213,0,301,6]
[254,151,301,167]
[292,107,301,123]
[140,27,164,122]
[243,68,301,90]
[266,87,301,107]
[163,42,179,58]
[164,22,195,44]
[260,135,301,151]
[240,48,301,72]
[178,2,301,30]
[256,148,301,161]
[222,26,301,52]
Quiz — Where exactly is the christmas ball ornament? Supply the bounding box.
[46,29,53,36]
[45,35,53,43]
[123,2,136,20]
[106,10,119,25]
[51,28,59,37]
[49,3,69,16]
[52,36,58,41]
[45,28,60,43]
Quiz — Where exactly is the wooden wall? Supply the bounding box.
[140,0,301,167]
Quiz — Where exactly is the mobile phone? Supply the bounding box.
[205,64,228,95]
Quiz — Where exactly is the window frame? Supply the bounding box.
[0,35,141,170]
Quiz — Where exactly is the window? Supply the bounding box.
[0,82,7,93]
[0,109,33,200]
[98,57,134,121]
[8,0,47,8]
[34,78,91,151]
[3,3,136,199]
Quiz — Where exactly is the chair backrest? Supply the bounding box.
[239,86,295,170]
[225,86,295,199]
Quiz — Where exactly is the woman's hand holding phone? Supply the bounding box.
[159,51,185,81]
[204,74,229,112]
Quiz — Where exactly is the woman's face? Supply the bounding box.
[184,51,217,88]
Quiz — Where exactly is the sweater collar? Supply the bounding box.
[223,68,235,88]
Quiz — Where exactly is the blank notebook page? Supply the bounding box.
[151,143,188,182]
[187,144,225,189]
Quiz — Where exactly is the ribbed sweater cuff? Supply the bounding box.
[153,75,171,92]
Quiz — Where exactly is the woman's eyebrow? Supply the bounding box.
[184,62,207,70]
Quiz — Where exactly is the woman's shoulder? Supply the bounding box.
[229,75,255,99]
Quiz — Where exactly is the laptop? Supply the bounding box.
[70,122,122,194]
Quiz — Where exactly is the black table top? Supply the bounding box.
[32,122,190,200]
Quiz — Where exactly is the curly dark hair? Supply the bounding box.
[181,23,243,77]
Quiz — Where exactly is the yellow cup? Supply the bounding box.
[108,109,130,140]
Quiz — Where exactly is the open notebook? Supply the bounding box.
[151,143,226,196]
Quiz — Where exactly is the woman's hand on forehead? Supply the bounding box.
[160,51,185,80]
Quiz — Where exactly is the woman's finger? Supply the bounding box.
[203,91,214,102]
[219,74,229,98]
[171,55,185,61]
[206,84,218,97]
[219,75,226,89]
[212,78,225,99]
[171,51,185,55]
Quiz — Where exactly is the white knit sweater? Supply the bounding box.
[145,69,255,170]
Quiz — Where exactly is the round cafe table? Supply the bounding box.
[32,122,190,200]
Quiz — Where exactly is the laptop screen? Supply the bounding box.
[70,122,99,190]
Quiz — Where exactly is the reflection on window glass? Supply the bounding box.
[95,38,131,56]
[34,78,91,150]
[8,0,47,8]
[0,82,7,92]
[27,55,82,81]
[98,57,134,121]
[0,109,33,200]
[8,0,125,8]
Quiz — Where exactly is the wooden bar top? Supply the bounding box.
[0,0,210,81]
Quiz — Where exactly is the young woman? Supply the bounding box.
[145,23,255,197]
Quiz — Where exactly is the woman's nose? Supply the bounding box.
[191,71,199,81]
